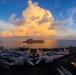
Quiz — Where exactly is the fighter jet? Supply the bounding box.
[56,48,69,55]
[39,48,69,56]
[35,49,64,64]
[0,49,34,68]
[0,59,13,68]
[8,49,34,66]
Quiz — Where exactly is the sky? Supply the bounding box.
[0,0,76,39]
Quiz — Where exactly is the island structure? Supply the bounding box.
[23,39,44,43]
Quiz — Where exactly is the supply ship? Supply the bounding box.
[23,39,44,43]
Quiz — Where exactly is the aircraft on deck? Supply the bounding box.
[8,49,34,66]
[0,49,34,68]
[55,48,69,55]
[35,49,64,64]
[0,59,13,68]
[0,48,70,68]
[39,48,69,56]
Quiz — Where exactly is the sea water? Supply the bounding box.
[0,38,76,49]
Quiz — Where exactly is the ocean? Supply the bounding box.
[0,38,76,49]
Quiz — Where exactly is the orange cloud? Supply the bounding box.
[1,30,12,37]
[1,0,66,39]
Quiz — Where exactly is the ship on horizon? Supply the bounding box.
[23,39,44,43]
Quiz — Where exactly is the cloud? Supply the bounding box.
[8,14,16,23]
[1,0,66,39]
[67,7,76,27]
[0,20,12,32]
[1,30,12,37]
[63,33,76,40]
[8,14,25,26]
[38,11,53,25]
[14,18,25,26]
[49,20,67,32]
[51,20,67,27]
[31,16,40,21]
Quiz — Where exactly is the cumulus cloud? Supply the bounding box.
[8,14,16,23]
[51,20,67,27]
[14,18,25,26]
[1,31,12,37]
[49,20,67,32]
[1,0,66,39]
[38,11,53,25]
[31,16,40,21]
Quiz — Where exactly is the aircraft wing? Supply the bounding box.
[0,59,13,68]
[35,59,41,64]
[35,53,38,56]
[40,50,57,55]
[27,60,34,66]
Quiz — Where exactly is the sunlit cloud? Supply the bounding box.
[1,30,12,37]
[1,0,67,39]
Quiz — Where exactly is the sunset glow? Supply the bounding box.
[0,0,76,39]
